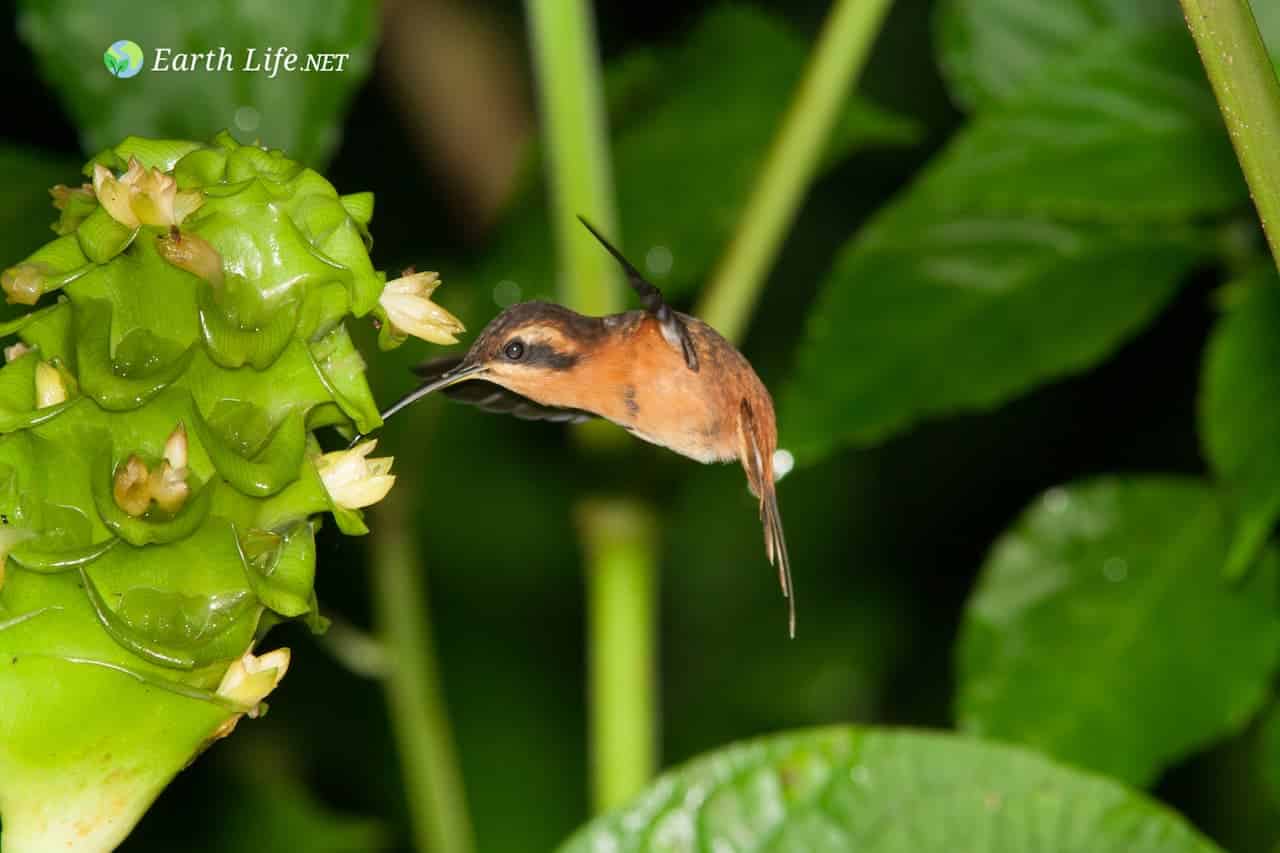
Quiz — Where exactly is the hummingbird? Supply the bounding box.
[381,218,794,635]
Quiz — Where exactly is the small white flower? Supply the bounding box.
[92,157,203,229]
[379,271,465,345]
[315,440,396,509]
[216,646,291,718]
[34,361,67,408]
[4,342,31,363]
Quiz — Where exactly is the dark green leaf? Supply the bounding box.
[916,27,1245,223]
[559,728,1224,852]
[956,477,1280,786]
[780,214,1202,459]
[933,0,1178,110]
[1201,270,1280,578]
[18,0,376,166]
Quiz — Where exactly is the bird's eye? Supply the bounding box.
[503,339,525,360]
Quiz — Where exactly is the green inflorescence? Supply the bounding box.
[0,132,425,852]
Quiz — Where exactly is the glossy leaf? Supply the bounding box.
[17,0,376,166]
[559,728,1223,852]
[1200,269,1280,578]
[780,214,1202,459]
[956,477,1280,786]
[933,0,1178,110]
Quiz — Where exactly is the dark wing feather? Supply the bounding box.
[411,358,597,424]
[576,216,700,372]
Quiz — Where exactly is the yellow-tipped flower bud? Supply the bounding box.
[34,360,67,408]
[112,455,153,518]
[2,263,46,306]
[216,647,291,718]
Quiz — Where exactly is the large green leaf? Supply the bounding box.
[466,5,918,305]
[17,0,376,166]
[1200,269,1280,579]
[956,477,1280,787]
[780,214,1202,459]
[780,25,1227,462]
[933,0,1178,110]
[914,27,1245,223]
[559,727,1223,852]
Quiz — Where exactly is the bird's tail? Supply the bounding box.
[761,485,795,638]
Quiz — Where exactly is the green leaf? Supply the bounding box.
[1200,269,1280,579]
[933,0,1179,110]
[780,215,1202,459]
[915,27,1245,223]
[559,727,1224,852]
[467,5,918,304]
[955,477,1280,786]
[779,24,1230,462]
[18,0,377,167]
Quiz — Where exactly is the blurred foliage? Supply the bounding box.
[18,0,376,167]
[2,0,1280,851]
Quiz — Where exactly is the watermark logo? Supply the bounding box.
[103,40,144,78]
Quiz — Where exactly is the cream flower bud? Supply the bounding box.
[34,361,67,408]
[148,462,189,514]
[4,342,31,363]
[315,440,395,509]
[113,455,152,517]
[163,423,188,470]
[216,647,291,718]
[156,229,224,287]
[378,271,465,345]
[92,157,203,229]
[2,263,46,306]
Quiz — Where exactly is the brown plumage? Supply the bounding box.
[380,220,794,635]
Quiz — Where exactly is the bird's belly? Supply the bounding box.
[620,389,735,464]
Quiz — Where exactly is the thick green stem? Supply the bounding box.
[1181,0,1280,269]
[577,499,660,811]
[524,0,659,812]
[695,0,896,343]
[372,491,475,853]
[524,0,624,316]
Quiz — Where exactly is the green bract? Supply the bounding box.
[0,133,408,853]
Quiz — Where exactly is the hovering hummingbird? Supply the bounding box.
[381,218,794,635]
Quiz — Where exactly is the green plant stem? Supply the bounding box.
[1181,0,1280,270]
[525,0,624,316]
[372,489,475,853]
[525,0,660,813]
[577,499,660,811]
[695,0,896,343]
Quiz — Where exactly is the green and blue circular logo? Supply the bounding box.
[103,40,144,78]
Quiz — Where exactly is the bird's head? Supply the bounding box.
[386,301,608,415]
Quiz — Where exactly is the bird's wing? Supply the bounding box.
[738,399,794,637]
[411,358,597,424]
[577,216,700,372]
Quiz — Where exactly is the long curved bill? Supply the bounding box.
[379,362,489,422]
